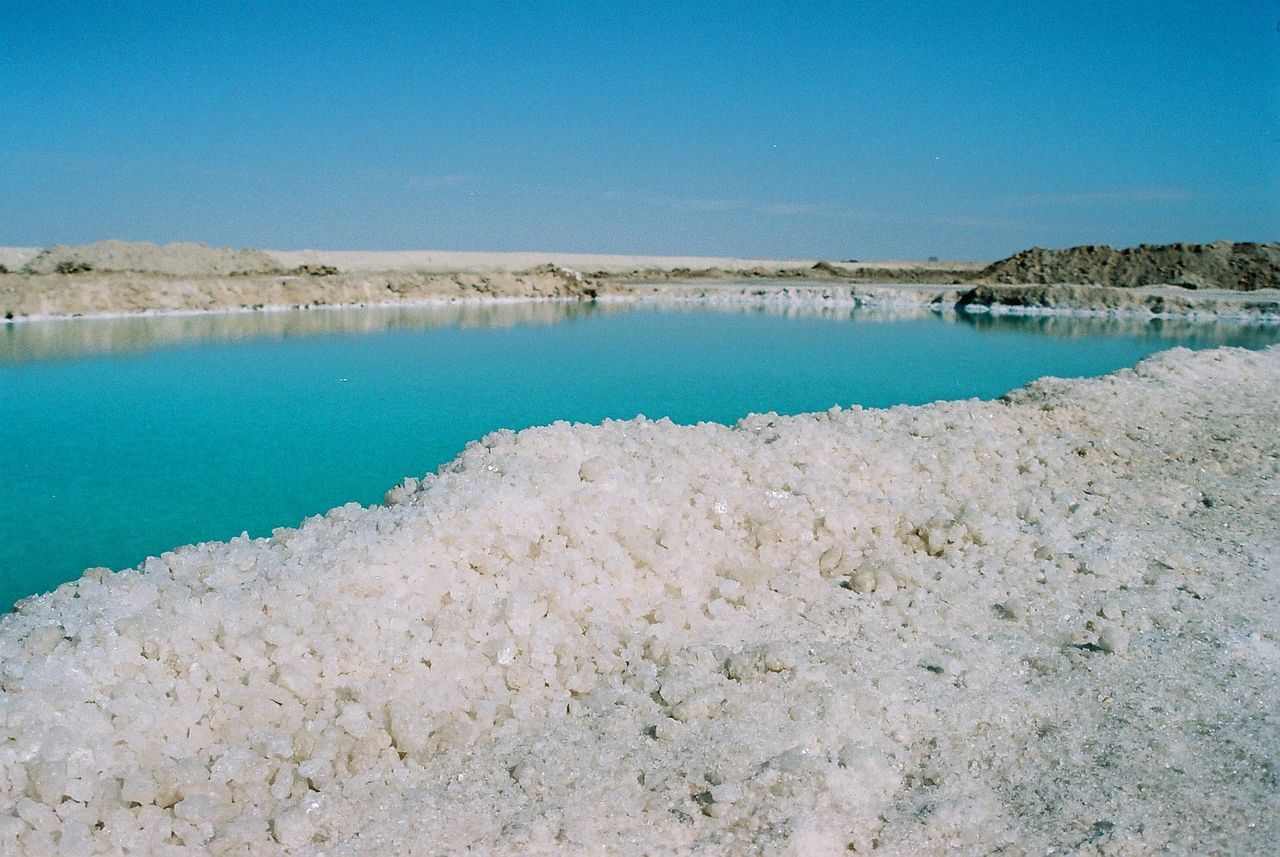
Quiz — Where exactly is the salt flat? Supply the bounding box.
[1,344,1276,855]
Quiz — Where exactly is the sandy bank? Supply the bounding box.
[0,267,615,319]
[2,345,1277,854]
[5,275,1278,324]
[0,247,41,272]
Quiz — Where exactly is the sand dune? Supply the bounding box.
[0,247,41,272]
[265,249,986,275]
[0,243,981,278]
[19,241,281,278]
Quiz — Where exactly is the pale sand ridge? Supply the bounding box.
[0,247,41,271]
[265,249,985,274]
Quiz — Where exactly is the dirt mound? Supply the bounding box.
[979,241,1280,291]
[22,240,284,277]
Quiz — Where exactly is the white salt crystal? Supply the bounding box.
[577,456,608,482]
[23,626,62,657]
[270,807,313,848]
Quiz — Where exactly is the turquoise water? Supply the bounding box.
[2,300,1277,610]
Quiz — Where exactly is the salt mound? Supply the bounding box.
[22,241,283,277]
[980,241,1280,291]
[2,346,1278,855]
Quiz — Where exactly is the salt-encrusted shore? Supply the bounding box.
[620,281,1280,321]
[2,345,1277,855]
[0,267,618,320]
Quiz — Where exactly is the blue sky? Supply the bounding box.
[1,1,1276,259]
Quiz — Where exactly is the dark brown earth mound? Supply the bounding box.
[979,241,1280,291]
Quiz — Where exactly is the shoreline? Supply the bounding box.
[0,266,617,321]
[616,282,1280,322]
[2,344,1276,853]
[5,239,1277,323]
[0,292,595,325]
[5,240,1275,323]
[4,277,1279,324]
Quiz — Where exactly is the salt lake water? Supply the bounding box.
[2,299,1277,609]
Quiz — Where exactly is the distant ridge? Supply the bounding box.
[979,241,1280,291]
[21,240,282,277]
[5,239,1279,291]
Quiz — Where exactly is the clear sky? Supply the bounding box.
[1,1,1276,259]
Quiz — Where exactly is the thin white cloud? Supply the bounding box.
[999,187,1193,206]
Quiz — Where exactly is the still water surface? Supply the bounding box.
[3,300,1277,609]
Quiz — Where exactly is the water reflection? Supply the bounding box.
[640,299,941,324]
[0,300,615,363]
[640,297,1279,346]
[953,309,1280,345]
[3,297,1277,364]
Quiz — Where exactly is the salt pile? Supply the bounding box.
[1,346,1277,855]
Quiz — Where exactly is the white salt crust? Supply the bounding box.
[1,346,1278,855]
